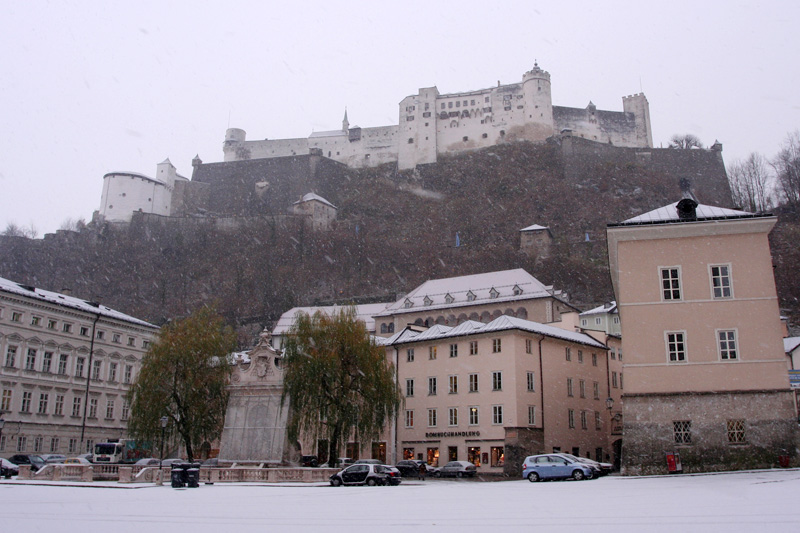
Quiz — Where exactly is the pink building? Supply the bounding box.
[607,199,797,474]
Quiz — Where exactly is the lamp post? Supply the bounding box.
[158,416,168,485]
[605,397,614,411]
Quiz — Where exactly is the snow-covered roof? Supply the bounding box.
[309,129,346,138]
[380,314,606,349]
[293,193,337,209]
[520,224,550,232]
[272,302,393,336]
[0,276,157,328]
[785,337,800,354]
[580,302,617,317]
[103,171,165,187]
[375,269,562,317]
[617,202,756,225]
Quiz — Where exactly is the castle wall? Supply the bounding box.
[224,136,310,162]
[99,172,172,223]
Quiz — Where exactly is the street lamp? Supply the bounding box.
[159,416,168,482]
[605,397,614,411]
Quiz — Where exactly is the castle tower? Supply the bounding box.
[342,109,349,132]
[521,62,555,141]
[397,86,439,170]
[223,128,247,162]
[622,94,653,148]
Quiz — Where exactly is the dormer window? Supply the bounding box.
[445,294,454,304]
[423,296,433,306]
[513,285,523,296]
[489,288,499,299]
[404,298,414,309]
[466,291,476,302]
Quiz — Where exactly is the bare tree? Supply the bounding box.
[669,134,704,150]
[772,130,800,205]
[727,152,773,212]
[59,217,87,232]
[2,222,38,238]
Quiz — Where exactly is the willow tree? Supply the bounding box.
[281,307,401,463]
[128,307,237,462]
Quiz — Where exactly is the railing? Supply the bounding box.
[15,464,337,484]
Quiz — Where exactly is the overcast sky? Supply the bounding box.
[2,0,798,235]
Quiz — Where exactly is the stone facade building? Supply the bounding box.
[0,276,158,457]
[607,199,796,474]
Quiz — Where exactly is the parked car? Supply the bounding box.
[329,463,396,486]
[135,457,160,467]
[353,459,382,465]
[40,454,66,464]
[9,454,45,472]
[300,455,319,468]
[561,453,613,476]
[63,457,91,465]
[1,458,19,477]
[436,460,477,478]
[395,459,438,477]
[381,465,402,486]
[522,454,594,482]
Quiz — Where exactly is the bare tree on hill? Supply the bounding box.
[727,152,773,212]
[669,134,704,150]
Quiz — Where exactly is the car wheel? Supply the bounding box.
[330,477,342,487]
[527,472,540,482]
[457,472,463,478]
[434,471,441,478]
[572,470,585,481]
[366,478,377,486]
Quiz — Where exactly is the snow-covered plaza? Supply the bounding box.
[2,469,799,532]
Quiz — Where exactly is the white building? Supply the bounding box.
[0,277,158,456]
[223,63,652,170]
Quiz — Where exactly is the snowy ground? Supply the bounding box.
[2,469,800,532]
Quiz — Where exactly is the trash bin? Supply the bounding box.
[665,452,682,474]
[779,455,790,468]
[186,463,200,488]
[171,463,187,488]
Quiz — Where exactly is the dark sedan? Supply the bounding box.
[9,454,45,472]
[330,464,399,486]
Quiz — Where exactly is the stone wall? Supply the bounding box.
[503,427,544,477]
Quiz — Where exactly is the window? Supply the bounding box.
[527,405,536,426]
[492,405,503,425]
[85,440,94,454]
[423,296,432,306]
[491,446,504,467]
[21,391,32,412]
[492,339,501,353]
[38,393,49,414]
[711,265,732,299]
[727,419,746,444]
[127,337,135,347]
[612,372,618,388]
[610,348,616,360]
[106,399,115,419]
[405,410,414,428]
[469,373,478,393]
[592,353,597,366]
[428,408,437,427]
[568,409,575,428]
[718,330,738,360]
[123,365,132,384]
[1,389,12,411]
[620,373,624,389]
[593,381,600,400]
[42,352,53,373]
[445,293,454,304]
[47,319,57,330]
[11,311,22,323]
[75,357,85,378]
[579,380,586,398]
[89,397,98,418]
[79,326,89,337]
[448,375,458,394]
[72,397,82,417]
[63,323,72,333]
[69,438,78,454]
[429,346,437,360]
[30,315,41,326]
[112,333,121,344]
[5,346,16,367]
[448,407,458,426]
[17,436,27,452]
[674,420,692,444]
[92,360,102,381]
[469,406,479,425]
[450,344,458,358]
[121,398,130,421]
[581,411,588,430]
[25,348,37,370]
[57,354,68,375]
[567,378,574,397]
[406,378,414,397]
[109,362,118,382]
[469,341,478,355]
[33,437,43,452]
[142,340,151,349]
[428,377,437,396]
[667,332,687,362]
[492,371,502,391]
[527,372,536,392]
[466,291,476,302]
[595,412,602,430]
[50,437,60,453]
[407,348,415,362]
[578,350,583,363]
[54,394,64,416]
[661,267,681,300]
[565,347,571,361]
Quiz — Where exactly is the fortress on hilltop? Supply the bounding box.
[223,63,653,170]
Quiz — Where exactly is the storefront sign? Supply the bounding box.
[425,431,480,438]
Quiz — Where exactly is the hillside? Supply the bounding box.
[1,139,757,344]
